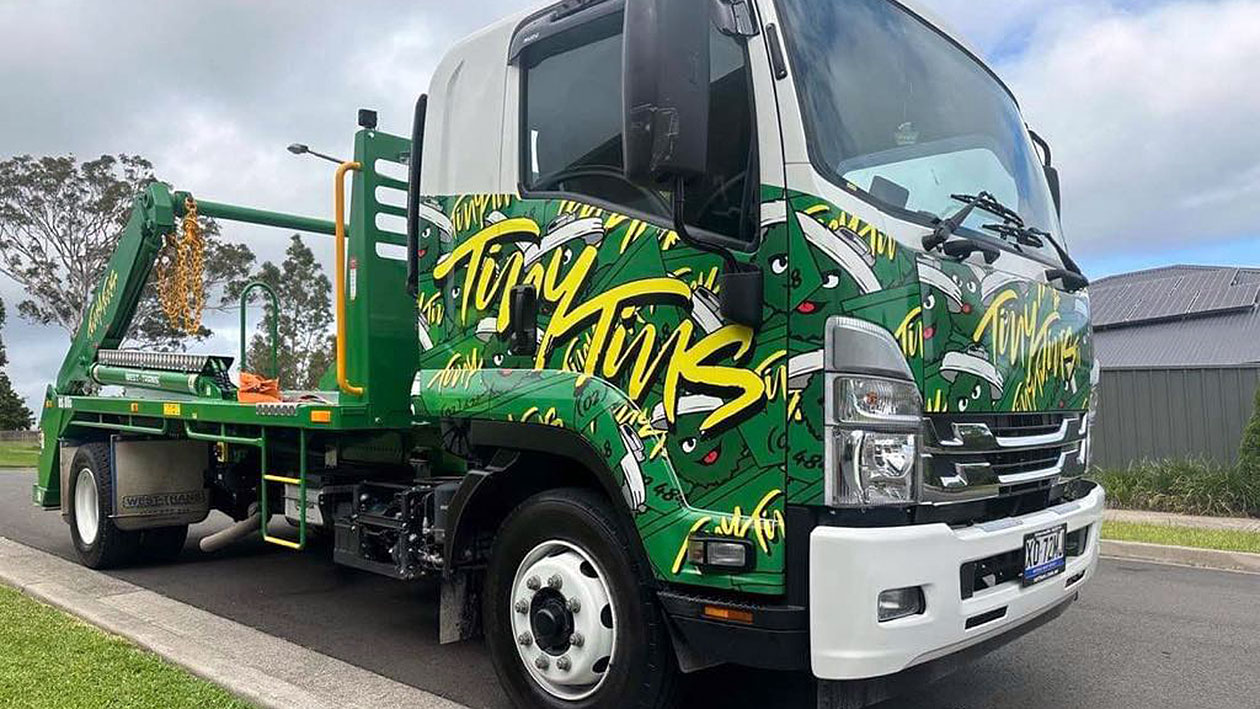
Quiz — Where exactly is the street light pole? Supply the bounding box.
[286,143,345,165]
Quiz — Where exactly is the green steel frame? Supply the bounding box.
[34,129,418,542]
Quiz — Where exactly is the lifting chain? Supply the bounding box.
[156,196,206,335]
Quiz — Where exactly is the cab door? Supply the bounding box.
[496,3,791,586]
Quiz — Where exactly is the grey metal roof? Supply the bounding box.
[1091,265,1260,330]
[1091,265,1260,367]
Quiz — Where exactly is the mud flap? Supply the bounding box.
[817,679,892,709]
[439,569,482,644]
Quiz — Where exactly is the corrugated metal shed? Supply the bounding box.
[1091,265,1260,368]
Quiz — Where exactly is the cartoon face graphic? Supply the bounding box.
[939,346,1005,412]
[797,211,881,296]
[415,200,454,267]
[918,260,983,349]
[652,396,753,492]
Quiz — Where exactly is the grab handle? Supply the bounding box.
[334,161,365,396]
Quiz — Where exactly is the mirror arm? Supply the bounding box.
[1029,128,1053,168]
[405,94,429,298]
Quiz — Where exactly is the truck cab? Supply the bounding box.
[410,0,1101,704]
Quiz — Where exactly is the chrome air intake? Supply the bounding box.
[920,412,1091,504]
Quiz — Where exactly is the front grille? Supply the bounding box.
[923,412,1088,505]
[987,449,1064,477]
[928,413,1064,441]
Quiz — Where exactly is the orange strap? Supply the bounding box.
[237,372,281,404]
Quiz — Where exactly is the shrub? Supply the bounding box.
[1238,386,1260,476]
[1092,457,1260,518]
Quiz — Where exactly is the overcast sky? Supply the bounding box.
[2,0,1258,412]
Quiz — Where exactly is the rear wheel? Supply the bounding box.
[484,488,678,709]
[68,443,139,569]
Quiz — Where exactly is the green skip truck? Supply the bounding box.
[34,0,1104,706]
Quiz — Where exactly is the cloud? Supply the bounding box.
[997,0,1260,256]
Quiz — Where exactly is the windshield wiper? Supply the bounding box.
[986,218,1090,293]
[922,191,996,252]
[983,222,1042,249]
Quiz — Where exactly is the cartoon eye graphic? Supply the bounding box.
[422,226,432,241]
[972,384,983,400]
[492,354,505,367]
[923,293,937,310]
[562,247,574,265]
[680,438,698,454]
[966,281,978,294]
[957,398,970,412]
[822,272,842,289]
[450,286,461,299]
[770,255,788,275]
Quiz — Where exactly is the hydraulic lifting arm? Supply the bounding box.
[55,183,179,395]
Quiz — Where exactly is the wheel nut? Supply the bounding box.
[515,599,529,614]
[556,655,572,671]
[566,597,581,613]
[570,631,584,648]
[518,632,533,647]
[547,574,563,590]
[535,655,550,670]
[526,576,541,591]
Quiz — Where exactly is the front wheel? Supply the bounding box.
[484,488,678,708]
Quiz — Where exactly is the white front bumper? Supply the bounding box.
[809,484,1104,680]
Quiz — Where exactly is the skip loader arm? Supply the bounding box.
[33,183,177,507]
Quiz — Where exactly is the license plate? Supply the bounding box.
[1022,524,1067,586]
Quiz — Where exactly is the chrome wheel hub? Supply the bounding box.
[510,540,616,700]
[74,467,99,546]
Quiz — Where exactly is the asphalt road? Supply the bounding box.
[1,471,1257,709]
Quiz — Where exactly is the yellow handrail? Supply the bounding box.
[334,161,365,396]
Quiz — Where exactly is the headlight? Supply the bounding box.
[834,376,922,426]
[822,317,924,509]
[830,430,918,506]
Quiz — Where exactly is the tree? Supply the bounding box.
[0,154,254,351]
[237,235,334,390]
[0,299,34,430]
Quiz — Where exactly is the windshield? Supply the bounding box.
[776,0,1065,263]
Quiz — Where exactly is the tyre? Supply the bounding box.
[67,442,140,569]
[484,488,678,709]
[138,525,189,563]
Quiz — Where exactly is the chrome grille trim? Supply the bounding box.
[935,416,1081,451]
[920,412,1090,505]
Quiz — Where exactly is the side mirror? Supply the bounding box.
[719,269,763,330]
[622,0,711,187]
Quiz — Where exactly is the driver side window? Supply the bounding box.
[521,16,757,243]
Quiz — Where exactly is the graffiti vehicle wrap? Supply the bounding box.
[409,187,1092,591]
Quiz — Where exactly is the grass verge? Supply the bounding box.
[1092,458,1260,518]
[0,441,40,468]
[0,584,251,708]
[1102,520,1260,555]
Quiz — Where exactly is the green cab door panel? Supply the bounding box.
[410,193,790,593]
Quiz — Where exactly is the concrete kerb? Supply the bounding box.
[0,536,467,709]
[1100,539,1260,574]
